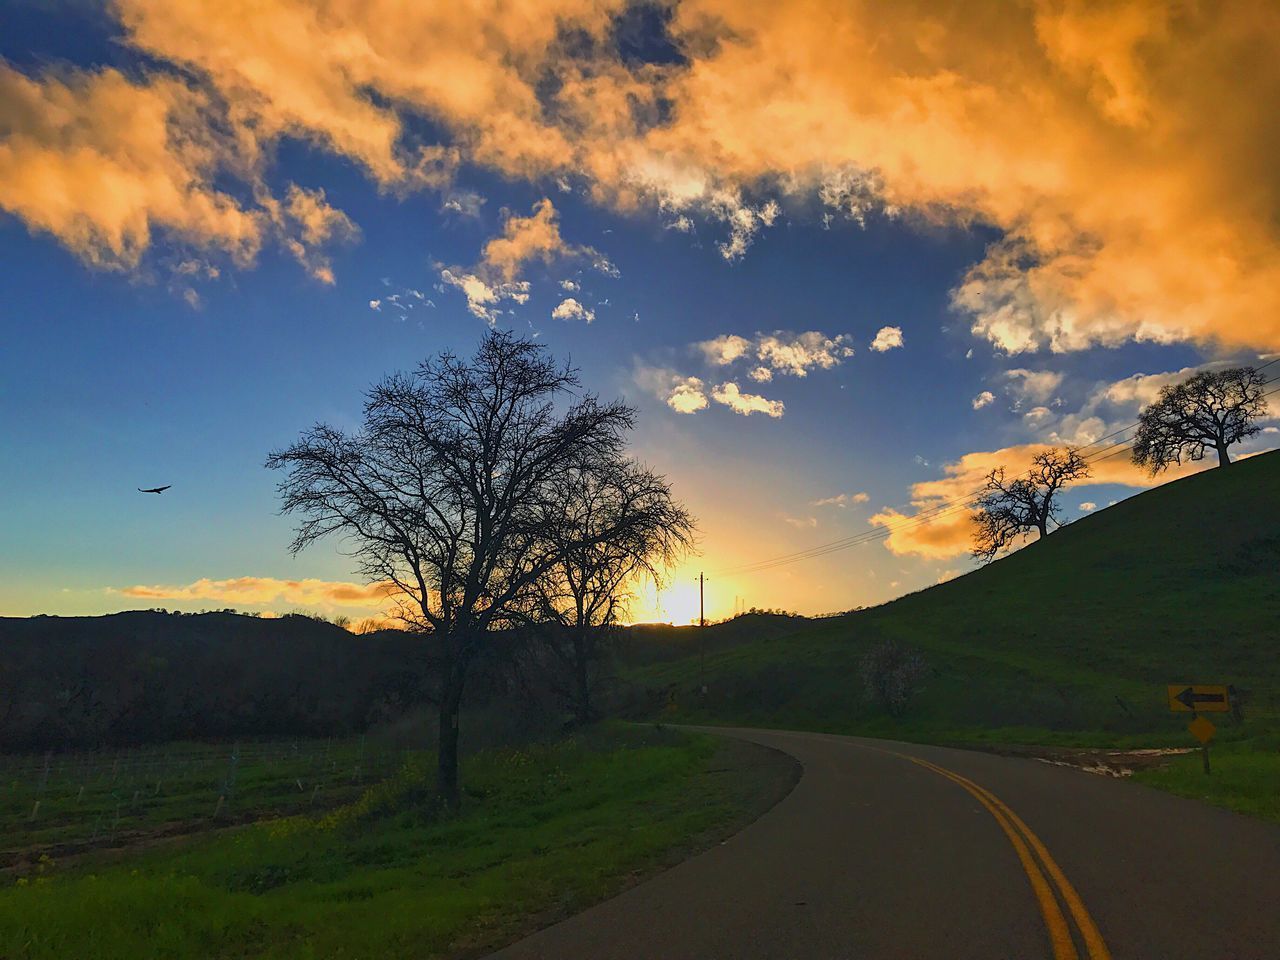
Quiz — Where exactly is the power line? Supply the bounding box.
[713,368,1280,577]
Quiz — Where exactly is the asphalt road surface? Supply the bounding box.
[488,726,1280,960]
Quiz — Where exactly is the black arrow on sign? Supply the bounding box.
[1174,687,1226,709]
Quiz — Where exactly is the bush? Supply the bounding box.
[860,640,928,717]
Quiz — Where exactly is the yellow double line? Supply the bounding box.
[898,752,1111,960]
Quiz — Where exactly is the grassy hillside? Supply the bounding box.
[623,450,1280,746]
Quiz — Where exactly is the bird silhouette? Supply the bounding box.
[137,485,171,494]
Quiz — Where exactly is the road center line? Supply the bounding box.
[880,752,1111,960]
[912,758,1113,960]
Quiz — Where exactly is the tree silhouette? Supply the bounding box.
[267,331,635,806]
[972,447,1090,562]
[1132,366,1267,473]
[528,456,694,725]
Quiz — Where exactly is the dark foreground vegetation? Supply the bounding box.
[0,725,796,959]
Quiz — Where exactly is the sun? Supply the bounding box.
[626,578,704,626]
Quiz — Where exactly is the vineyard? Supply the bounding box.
[1,738,418,870]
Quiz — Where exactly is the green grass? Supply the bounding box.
[1,739,408,867]
[1133,733,1280,822]
[617,451,1280,819]
[0,725,795,959]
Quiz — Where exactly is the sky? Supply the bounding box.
[2,0,1278,625]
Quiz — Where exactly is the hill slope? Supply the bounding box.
[624,450,1280,745]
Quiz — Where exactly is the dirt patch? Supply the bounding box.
[962,742,1194,778]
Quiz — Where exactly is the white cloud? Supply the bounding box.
[438,269,529,325]
[869,325,904,352]
[635,366,709,414]
[748,366,773,382]
[758,331,854,376]
[783,515,818,529]
[812,492,869,508]
[972,390,995,409]
[1079,501,1097,512]
[551,297,595,323]
[368,299,381,311]
[699,334,753,366]
[667,378,709,414]
[1023,405,1053,425]
[1005,368,1065,403]
[559,279,580,291]
[711,382,785,417]
[441,190,485,218]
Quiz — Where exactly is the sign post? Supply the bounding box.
[1168,685,1229,775]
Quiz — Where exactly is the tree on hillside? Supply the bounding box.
[1132,366,1267,473]
[267,331,639,807]
[972,447,1090,562]
[528,456,695,725]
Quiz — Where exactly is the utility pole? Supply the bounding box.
[699,572,705,629]
[698,572,706,696]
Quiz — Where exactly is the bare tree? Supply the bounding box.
[529,457,695,725]
[972,447,1091,562]
[1132,366,1267,473]
[267,331,635,806]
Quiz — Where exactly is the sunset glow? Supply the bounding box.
[3,1,1278,621]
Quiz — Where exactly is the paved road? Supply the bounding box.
[488,726,1280,960]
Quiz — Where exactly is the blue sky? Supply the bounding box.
[2,1,1276,622]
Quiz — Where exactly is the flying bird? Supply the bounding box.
[137,485,171,494]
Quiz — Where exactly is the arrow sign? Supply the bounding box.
[1167,684,1231,713]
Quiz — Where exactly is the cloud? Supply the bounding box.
[0,65,263,271]
[972,390,996,410]
[480,198,574,283]
[1079,501,1097,512]
[439,198,613,320]
[783,515,818,529]
[551,297,595,323]
[439,269,529,325]
[560,279,580,291]
[869,326,904,352]
[699,334,753,366]
[869,442,1209,558]
[1005,368,1065,404]
[812,492,869,508]
[119,576,399,608]
[700,331,855,381]
[441,190,485,218]
[635,366,709,414]
[8,1,1280,352]
[711,381,785,417]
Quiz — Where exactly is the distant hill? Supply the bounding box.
[0,611,432,751]
[621,450,1280,744]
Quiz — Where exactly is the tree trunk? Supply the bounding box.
[436,692,460,808]
[1216,441,1232,467]
[436,652,466,808]
[572,630,592,726]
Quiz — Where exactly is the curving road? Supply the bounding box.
[488,726,1280,960]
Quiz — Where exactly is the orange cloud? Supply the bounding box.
[4,1,1280,351]
[0,65,261,270]
[870,442,1209,559]
[481,198,574,282]
[120,576,401,609]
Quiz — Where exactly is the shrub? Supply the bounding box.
[860,640,928,717]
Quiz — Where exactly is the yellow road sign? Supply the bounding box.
[1188,716,1216,744]
[1167,684,1230,713]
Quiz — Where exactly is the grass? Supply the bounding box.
[0,724,796,959]
[1133,733,1280,822]
[1,738,408,868]
[616,451,1280,820]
